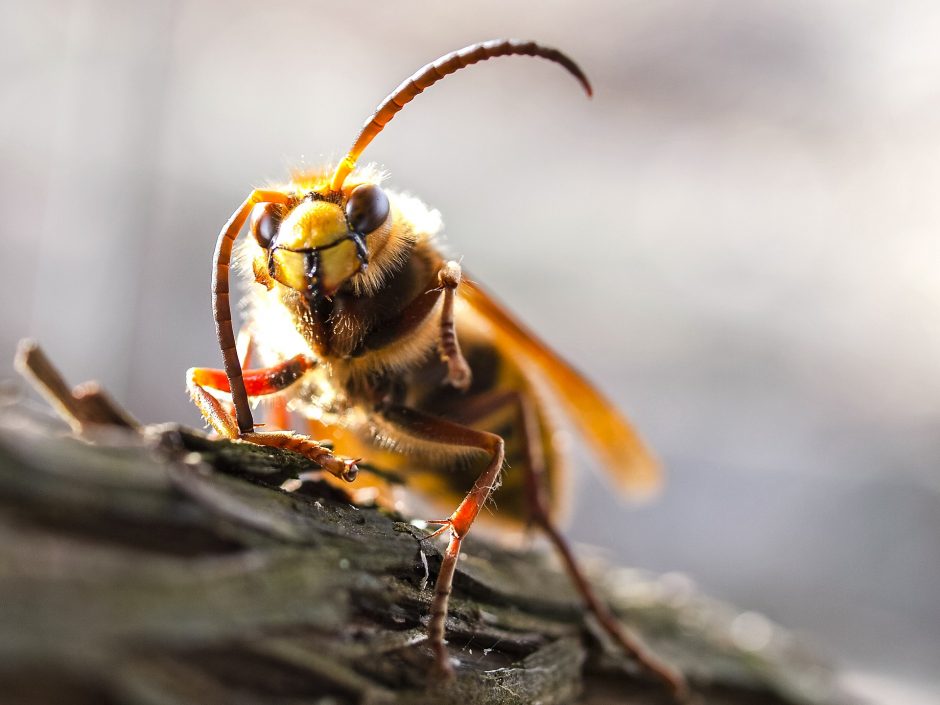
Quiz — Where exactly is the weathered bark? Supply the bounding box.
[0,363,851,705]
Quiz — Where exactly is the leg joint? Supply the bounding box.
[487,432,505,460]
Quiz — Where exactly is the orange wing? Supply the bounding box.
[461,277,661,499]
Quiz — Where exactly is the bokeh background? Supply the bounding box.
[2,2,938,702]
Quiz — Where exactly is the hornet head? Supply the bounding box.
[248,181,391,300]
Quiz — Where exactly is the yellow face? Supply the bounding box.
[270,199,363,296]
[249,183,391,300]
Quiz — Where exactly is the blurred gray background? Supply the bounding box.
[2,1,938,702]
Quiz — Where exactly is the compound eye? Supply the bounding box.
[249,202,284,249]
[345,184,390,234]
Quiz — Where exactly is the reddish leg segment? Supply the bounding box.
[378,404,504,677]
[236,330,254,371]
[265,396,291,431]
[448,389,687,698]
[190,354,314,397]
[186,357,356,482]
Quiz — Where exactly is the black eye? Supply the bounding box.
[345,184,390,234]
[249,202,284,249]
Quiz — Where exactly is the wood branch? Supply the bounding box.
[14,340,140,432]
[0,345,852,705]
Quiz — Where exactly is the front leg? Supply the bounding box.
[438,261,472,390]
[358,260,472,391]
[186,357,357,482]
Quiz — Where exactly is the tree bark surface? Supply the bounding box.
[0,395,850,705]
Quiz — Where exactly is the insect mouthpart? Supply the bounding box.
[271,232,370,300]
[304,250,321,298]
